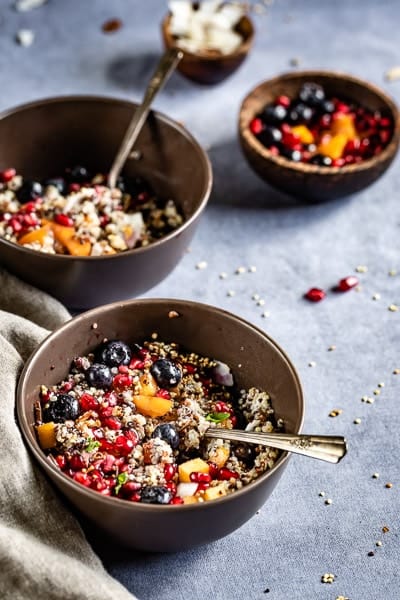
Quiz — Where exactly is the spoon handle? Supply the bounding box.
[108,47,183,189]
[204,429,347,464]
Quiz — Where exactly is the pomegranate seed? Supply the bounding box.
[61,381,73,392]
[214,401,231,414]
[379,130,391,144]
[80,393,98,411]
[54,213,74,227]
[344,139,360,155]
[114,435,134,457]
[99,405,113,418]
[275,95,291,108]
[103,416,122,430]
[129,358,145,370]
[218,467,239,481]
[69,455,86,470]
[118,365,129,374]
[113,373,133,391]
[249,118,264,135]
[165,482,177,495]
[55,455,67,469]
[129,492,141,502]
[122,481,141,495]
[337,276,359,291]
[230,415,238,427]
[164,463,176,481]
[103,391,118,406]
[304,288,326,302]
[190,472,211,483]
[21,214,38,228]
[10,218,22,233]
[269,145,279,156]
[208,462,219,478]
[20,201,38,213]
[183,363,197,374]
[156,389,170,399]
[332,158,345,167]
[99,439,113,452]
[380,117,391,128]
[334,102,351,114]
[281,123,291,134]
[102,454,116,472]
[196,482,210,492]
[124,429,139,446]
[319,114,331,128]
[73,471,91,486]
[100,215,110,227]
[138,348,151,360]
[69,183,81,192]
[170,496,184,505]
[0,168,16,182]
[281,131,301,149]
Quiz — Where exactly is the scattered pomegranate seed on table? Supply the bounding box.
[337,275,359,291]
[304,287,326,302]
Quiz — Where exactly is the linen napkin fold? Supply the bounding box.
[0,269,136,600]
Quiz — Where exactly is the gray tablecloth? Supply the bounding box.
[1,1,399,599]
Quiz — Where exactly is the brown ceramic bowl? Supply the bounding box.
[17,298,304,552]
[161,12,254,85]
[0,96,212,310]
[239,70,400,201]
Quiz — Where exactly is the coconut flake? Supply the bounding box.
[213,361,234,386]
[16,29,35,47]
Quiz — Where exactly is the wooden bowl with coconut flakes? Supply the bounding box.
[161,1,255,85]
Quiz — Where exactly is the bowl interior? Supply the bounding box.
[0,96,211,221]
[18,299,304,488]
[240,70,400,171]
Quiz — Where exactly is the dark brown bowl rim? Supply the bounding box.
[161,12,255,61]
[16,298,304,512]
[0,95,213,262]
[239,69,400,175]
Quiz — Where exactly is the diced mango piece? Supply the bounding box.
[331,113,357,140]
[36,422,57,449]
[208,445,230,469]
[183,496,199,505]
[139,373,158,396]
[18,224,52,247]
[291,125,314,145]
[51,222,91,256]
[317,133,348,160]
[178,457,210,483]
[203,483,227,501]
[132,394,173,418]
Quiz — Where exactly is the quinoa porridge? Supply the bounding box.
[36,337,282,505]
[0,166,183,256]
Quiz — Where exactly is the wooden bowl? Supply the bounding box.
[161,12,254,85]
[239,71,400,202]
[17,298,303,551]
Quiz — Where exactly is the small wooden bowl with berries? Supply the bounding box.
[239,71,400,201]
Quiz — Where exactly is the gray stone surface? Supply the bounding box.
[1,0,400,598]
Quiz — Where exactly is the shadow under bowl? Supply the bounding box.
[239,70,400,202]
[161,13,254,85]
[0,96,212,310]
[17,298,304,552]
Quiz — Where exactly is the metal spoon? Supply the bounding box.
[107,47,183,189]
[204,429,347,464]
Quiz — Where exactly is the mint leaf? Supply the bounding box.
[114,471,129,495]
[85,438,100,453]
[205,412,230,424]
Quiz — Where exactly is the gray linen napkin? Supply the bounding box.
[0,269,136,600]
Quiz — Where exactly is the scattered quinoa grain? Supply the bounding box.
[219,272,227,279]
[335,596,350,600]
[235,266,246,274]
[388,304,399,312]
[257,299,265,306]
[372,473,380,479]
[388,269,397,276]
[261,311,270,318]
[227,290,235,297]
[355,285,362,292]
[196,261,208,270]
[248,266,257,272]
[91,323,98,330]
[325,498,332,505]
[366,397,375,404]
[382,526,389,533]
[385,482,393,488]
[329,409,342,417]
[321,573,335,583]
[168,311,180,319]
[328,345,336,351]
[356,265,368,273]
[376,540,383,547]
[102,18,123,33]
[373,389,380,396]
[319,491,325,497]
[378,382,385,388]
[353,418,361,424]
[368,551,375,557]
[372,293,381,300]
[289,57,300,67]
[308,361,316,367]
[252,293,260,300]
[393,368,400,374]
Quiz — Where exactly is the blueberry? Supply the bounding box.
[150,359,182,388]
[279,147,302,162]
[287,102,313,124]
[234,443,256,465]
[298,82,325,107]
[261,104,287,126]
[43,393,79,423]
[97,340,132,367]
[68,165,89,183]
[86,363,113,389]
[17,181,43,204]
[309,154,332,167]
[43,178,66,194]
[259,126,282,148]
[152,423,179,449]
[140,485,172,504]
[320,100,335,114]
